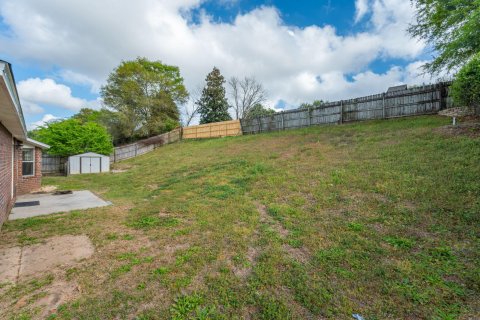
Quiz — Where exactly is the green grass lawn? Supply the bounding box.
[1,116,479,319]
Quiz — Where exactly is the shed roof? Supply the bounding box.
[69,152,110,158]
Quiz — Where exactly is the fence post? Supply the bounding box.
[135,144,137,157]
[439,82,446,110]
[339,101,343,124]
[382,93,386,119]
[281,111,285,130]
[308,107,312,127]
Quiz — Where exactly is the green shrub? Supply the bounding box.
[451,54,480,113]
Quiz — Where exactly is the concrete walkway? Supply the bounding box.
[9,191,111,220]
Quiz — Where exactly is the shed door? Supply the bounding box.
[80,157,101,173]
[90,157,101,173]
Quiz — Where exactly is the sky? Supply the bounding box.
[0,0,441,129]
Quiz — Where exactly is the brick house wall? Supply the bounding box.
[17,145,42,195]
[0,122,15,227]
[1,60,49,229]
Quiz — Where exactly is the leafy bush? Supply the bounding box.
[30,118,113,156]
[451,54,480,113]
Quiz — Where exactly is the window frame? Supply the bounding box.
[22,147,35,177]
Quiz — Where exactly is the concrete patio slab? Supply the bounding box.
[9,190,111,220]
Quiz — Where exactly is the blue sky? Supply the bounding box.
[0,0,435,129]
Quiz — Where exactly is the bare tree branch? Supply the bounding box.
[228,76,267,119]
[180,86,202,126]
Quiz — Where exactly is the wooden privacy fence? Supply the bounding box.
[111,120,241,162]
[241,82,452,134]
[41,155,67,176]
[109,82,452,162]
[182,120,242,139]
[111,128,181,162]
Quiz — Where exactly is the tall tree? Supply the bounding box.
[196,67,232,124]
[245,103,276,119]
[408,0,480,74]
[228,76,267,119]
[180,86,202,127]
[101,57,188,140]
[71,108,131,145]
[298,100,326,109]
[72,108,103,123]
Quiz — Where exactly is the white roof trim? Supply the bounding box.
[0,60,27,139]
[26,138,50,149]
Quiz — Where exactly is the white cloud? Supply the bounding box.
[0,0,429,118]
[28,113,60,130]
[355,0,370,22]
[21,100,44,114]
[59,70,102,94]
[17,78,99,114]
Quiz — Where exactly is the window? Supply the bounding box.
[22,148,34,176]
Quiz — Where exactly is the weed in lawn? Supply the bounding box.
[175,246,201,266]
[3,274,55,300]
[17,233,38,245]
[255,293,292,320]
[152,267,170,276]
[169,293,204,320]
[384,236,416,249]
[347,222,364,232]
[106,233,118,240]
[130,216,179,229]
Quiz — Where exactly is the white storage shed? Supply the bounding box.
[68,152,110,175]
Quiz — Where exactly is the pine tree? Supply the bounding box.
[196,67,232,124]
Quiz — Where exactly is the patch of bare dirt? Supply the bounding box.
[0,235,94,284]
[111,169,129,173]
[239,305,260,320]
[255,202,312,264]
[434,121,480,138]
[20,235,94,278]
[20,279,79,319]
[0,246,21,283]
[256,202,269,223]
[163,243,190,256]
[278,287,321,320]
[438,107,476,117]
[280,149,296,160]
[0,235,95,319]
[348,191,389,205]
[400,201,417,211]
[282,244,310,264]
[232,245,260,279]
[31,185,58,194]
[255,202,289,237]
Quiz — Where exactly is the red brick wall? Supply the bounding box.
[0,122,15,227]
[17,146,42,195]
